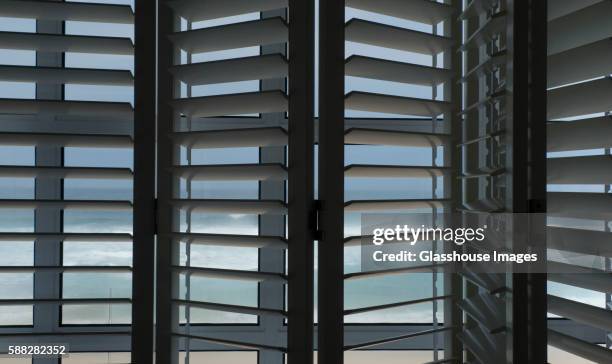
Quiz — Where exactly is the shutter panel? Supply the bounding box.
[318,1,459,363]
[0,0,134,350]
[547,1,612,361]
[457,0,548,362]
[156,1,314,362]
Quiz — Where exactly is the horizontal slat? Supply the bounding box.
[345,128,449,147]
[170,199,286,214]
[0,298,131,305]
[344,234,434,247]
[548,1,612,55]
[345,19,454,55]
[174,332,284,352]
[0,232,132,243]
[460,266,507,294]
[0,132,132,148]
[172,163,286,181]
[547,226,612,257]
[548,329,612,364]
[0,331,130,337]
[171,91,287,118]
[0,0,134,23]
[345,91,451,118]
[345,55,452,86]
[548,77,612,120]
[345,295,450,316]
[344,164,449,178]
[0,265,131,273]
[461,199,504,213]
[548,39,612,88]
[169,232,286,249]
[458,293,506,334]
[0,199,132,211]
[168,17,287,53]
[548,294,612,332]
[173,265,286,282]
[548,262,611,293]
[547,117,612,152]
[0,65,133,86]
[548,155,612,184]
[460,12,506,51]
[344,264,441,280]
[460,50,506,82]
[458,129,505,147]
[346,0,453,25]
[344,327,451,351]
[0,99,133,121]
[457,326,504,363]
[344,198,450,212]
[459,167,505,179]
[174,299,286,317]
[0,166,132,180]
[423,359,456,364]
[547,192,612,220]
[0,31,133,55]
[166,0,288,22]
[459,0,497,21]
[459,89,505,115]
[170,54,287,86]
[547,0,603,21]
[172,127,287,149]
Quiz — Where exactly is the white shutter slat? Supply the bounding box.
[547,117,612,152]
[346,0,453,25]
[0,0,134,24]
[170,199,287,215]
[170,54,287,86]
[547,77,612,120]
[172,164,287,181]
[548,155,612,184]
[166,0,288,22]
[0,65,133,86]
[345,55,452,86]
[344,165,449,178]
[548,39,612,88]
[0,31,134,55]
[345,19,454,55]
[345,128,449,148]
[168,17,288,54]
[548,1,612,55]
[169,232,286,249]
[345,91,452,117]
[171,127,287,149]
[171,91,287,118]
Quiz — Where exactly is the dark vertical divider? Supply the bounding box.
[132,0,156,363]
[318,1,345,363]
[287,1,315,364]
[156,1,178,363]
[527,0,548,362]
[507,0,548,362]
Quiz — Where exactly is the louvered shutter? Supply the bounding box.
[318,1,459,363]
[0,0,134,353]
[457,0,548,362]
[546,1,612,362]
[156,1,314,363]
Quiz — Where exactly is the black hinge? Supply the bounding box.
[312,199,322,241]
[528,198,546,213]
